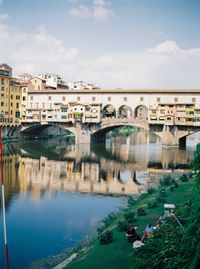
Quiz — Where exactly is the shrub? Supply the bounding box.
[117,220,128,232]
[147,187,156,194]
[137,207,146,216]
[148,200,157,208]
[156,196,166,203]
[124,210,136,223]
[99,230,113,244]
[179,174,189,182]
[170,185,175,191]
[159,188,167,197]
[160,175,175,186]
[127,196,137,207]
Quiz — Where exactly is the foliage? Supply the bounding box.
[148,200,157,209]
[155,196,166,203]
[132,224,184,269]
[147,187,156,194]
[137,207,146,216]
[124,210,136,223]
[160,175,176,186]
[127,195,137,207]
[179,174,189,182]
[117,220,128,232]
[158,188,167,197]
[98,230,114,244]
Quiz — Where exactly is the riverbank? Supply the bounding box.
[53,173,194,269]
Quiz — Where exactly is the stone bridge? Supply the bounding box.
[16,117,200,147]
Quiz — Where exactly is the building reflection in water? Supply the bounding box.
[1,132,194,203]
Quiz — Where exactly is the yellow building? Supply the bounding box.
[0,63,12,126]
[0,63,25,126]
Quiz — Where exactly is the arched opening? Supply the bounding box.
[118,105,133,118]
[135,105,148,119]
[102,104,116,118]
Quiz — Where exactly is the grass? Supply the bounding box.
[65,179,194,269]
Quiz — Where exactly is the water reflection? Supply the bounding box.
[1,132,194,205]
[0,132,197,269]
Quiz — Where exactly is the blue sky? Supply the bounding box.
[0,0,200,88]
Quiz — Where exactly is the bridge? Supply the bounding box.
[16,117,200,147]
[2,88,200,146]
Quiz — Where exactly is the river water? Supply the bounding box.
[0,132,198,269]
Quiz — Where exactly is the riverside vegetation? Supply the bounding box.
[34,144,200,269]
[64,144,200,269]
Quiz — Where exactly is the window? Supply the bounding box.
[92,96,96,101]
[77,96,80,101]
[140,97,144,102]
[174,97,178,102]
[108,97,111,101]
[1,79,4,85]
[157,97,161,102]
[23,96,26,101]
[192,98,196,103]
[30,96,33,101]
[48,96,52,101]
[124,97,127,102]
[62,96,66,101]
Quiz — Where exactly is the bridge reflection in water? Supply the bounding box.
[1,132,194,203]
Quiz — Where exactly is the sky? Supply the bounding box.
[0,0,200,88]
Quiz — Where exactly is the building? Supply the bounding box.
[38,73,68,89]
[148,103,200,126]
[29,77,46,91]
[0,64,12,126]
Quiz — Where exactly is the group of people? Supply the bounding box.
[125,209,175,246]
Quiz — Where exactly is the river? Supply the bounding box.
[0,132,198,269]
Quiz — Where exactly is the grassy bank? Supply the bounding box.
[65,174,194,269]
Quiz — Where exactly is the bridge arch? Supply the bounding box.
[135,105,148,119]
[102,104,116,118]
[118,105,133,118]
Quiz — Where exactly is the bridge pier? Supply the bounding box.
[75,125,91,144]
[162,125,180,147]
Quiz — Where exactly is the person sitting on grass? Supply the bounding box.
[126,225,141,243]
[141,223,157,242]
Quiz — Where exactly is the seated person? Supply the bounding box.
[141,223,156,241]
[126,226,141,243]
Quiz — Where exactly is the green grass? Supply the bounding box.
[65,180,194,269]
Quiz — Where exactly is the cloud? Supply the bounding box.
[69,5,91,18]
[69,0,115,21]
[0,24,78,74]
[0,20,199,88]
[0,13,10,21]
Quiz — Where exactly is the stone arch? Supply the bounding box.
[118,105,133,118]
[135,105,148,119]
[102,104,116,118]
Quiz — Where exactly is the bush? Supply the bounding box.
[124,210,136,223]
[179,174,189,182]
[160,175,175,186]
[148,200,157,208]
[127,196,137,207]
[156,196,166,203]
[170,185,175,191]
[117,220,128,232]
[147,187,156,194]
[99,230,113,244]
[137,207,146,216]
[159,188,167,197]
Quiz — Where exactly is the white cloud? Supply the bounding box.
[93,5,114,21]
[0,24,78,74]
[69,0,115,21]
[0,13,10,21]
[0,20,199,88]
[69,5,91,18]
